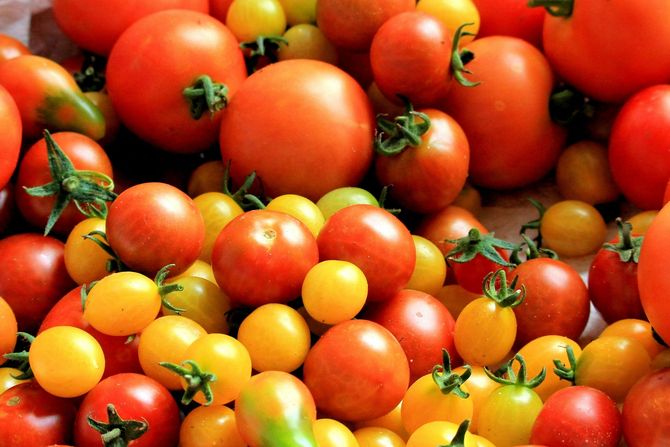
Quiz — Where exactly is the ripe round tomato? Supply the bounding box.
[540,200,607,258]
[472,0,544,47]
[180,405,246,447]
[622,368,670,446]
[0,34,30,62]
[219,59,374,201]
[0,84,21,192]
[225,0,286,42]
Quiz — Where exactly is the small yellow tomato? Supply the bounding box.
[406,235,448,296]
[278,0,316,25]
[169,259,217,285]
[406,420,477,447]
[599,318,665,360]
[627,210,659,235]
[266,193,325,237]
[187,160,227,197]
[452,365,499,433]
[540,200,607,257]
[416,0,480,45]
[435,284,479,319]
[180,404,246,447]
[64,217,110,285]
[162,276,231,333]
[0,367,29,394]
[226,0,287,42]
[355,426,406,447]
[194,192,244,263]
[355,402,409,441]
[278,24,338,64]
[313,418,359,447]
[0,296,17,366]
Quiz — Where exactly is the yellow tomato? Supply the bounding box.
[169,259,217,284]
[406,235,448,296]
[355,402,409,441]
[416,0,480,44]
[63,217,110,285]
[452,365,499,433]
[278,24,338,64]
[627,209,659,235]
[599,318,665,360]
[194,192,244,263]
[226,0,287,42]
[0,297,17,366]
[162,276,231,334]
[180,405,246,447]
[406,421,477,447]
[313,418,359,447]
[278,0,316,25]
[354,426,406,447]
[0,367,29,394]
[187,160,226,197]
[435,284,479,319]
[540,200,607,257]
[266,193,325,237]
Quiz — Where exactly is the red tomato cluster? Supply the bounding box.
[0,0,669,446]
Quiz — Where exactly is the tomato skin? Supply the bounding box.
[0,34,30,62]
[317,204,416,303]
[638,201,670,343]
[417,205,487,256]
[541,1,670,103]
[107,10,247,153]
[0,84,21,192]
[180,405,246,447]
[622,368,670,446]
[0,184,15,235]
[441,36,566,190]
[63,217,110,285]
[106,182,205,277]
[0,382,77,447]
[0,297,17,367]
[212,209,319,307]
[0,233,75,332]
[303,319,410,422]
[478,384,543,447]
[375,108,470,213]
[530,386,622,447]
[540,200,607,258]
[219,59,374,201]
[74,373,180,447]
[609,85,670,210]
[472,0,544,47]
[365,289,458,382]
[15,132,113,236]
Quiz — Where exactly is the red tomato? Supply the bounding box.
[106,9,247,153]
[472,0,544,47]
[52,0,209,55]
[530,386,622,447]
[74,373,180,447]
[622,368,670,446]
[303,319,410,422]
[0,84,21,192]
[0,233,75,332]
[440,36,566,190]
[539,0,670,103]
[608,85,670,210]
[0,382,77,447]
[317,204,416,303]
[0,34,30,62]
[219,59,374,201]
[211,209,319,307]
[106,182,205,277]
[366,289,458,382]
[417,205,487,256]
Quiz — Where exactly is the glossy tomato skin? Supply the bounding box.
[107,10,247,153]
[0,233,75,332]
[317,204,415,303]
[105,182,205,277]
[375,108,470,213]
[0,84,21,192]
[365,289,458,381]
[541,1,670,103]
[211,209,319,307]
[74,373,180,447]
[609,85,670,210]
[417,205,486,256]
[15,132,113,236]
[53,0,209,55]
[0,34,30,62]
[303,319,410,422]
[0,382,77,447]
[530,386,622,447]
[219,59,374,201]
[441,36,566,190]
[472,0,544,47]
[622,368,670,446]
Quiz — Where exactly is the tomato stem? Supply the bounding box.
[510,233,558,264]
[552,344,578,384]
[482,269,526,308]
[527,0,574,17]
[2,332,35,380]
[83,230,125,273]
[519,197,547,248]
[183,75,229,120]
[374,97,431,156]
[87,403,148,447]
[602,218,643,263]
[159,359,217,406]
[485,353,546,388]
[446,228,519,268]
[432,348,471,399]
[450,23,480,88]
[239,35,288,74]
[439,419,471,447]
[154,264,185,314]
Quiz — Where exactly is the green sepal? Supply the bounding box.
[482,269,526,308]
[154,264,185,314]
[446,228,519,268]
[240,35,288,74]
[82,230,125,273]
[221,160,268,210]
[377,185,402,215]
[3,332,35,380]
[87,403,148,447]
[374,97,431,156]
[183,75,229,120]
[485,353,546,388]
[552,344,578,384]
[510,233,559,264]
[432,348,471,399]
[602,218,643,263]
[527,0,574,17]
[439,420,471,447]
[159,359,217,406]
[519,197,547,249]
[450,23,480,88]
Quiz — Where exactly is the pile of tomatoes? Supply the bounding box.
[0,0,669,446]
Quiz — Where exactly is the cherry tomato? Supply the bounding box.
[180,405,246,447]
[315,186,379,221]
[278,0,316,25]
[0,367,29,394]
[0,33,30,62]
[278,24,338,64]
[354,402,409,441]
[161,276,232,333]
[622,368,670,446]
[599,319,666,361]
[416,0,481,45]
[453,365,500,433]
[313,418,359,447]
[0,84,21,192]
[406,421,477,447]
[406,235,448,297]
[266,193,325,238]
[355,426,407,447]
[187,160,227,197]
[193,191,244,263]
[0,297,17,367]
[472,0,544,47]
[63,217,111,285]
[540,200,607,258]
[226,0,287,42]
[435,284,480,319]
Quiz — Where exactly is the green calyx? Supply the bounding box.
[603,218,643,263]
[432,348,471,399]
[73,52,107,93]
[549,84,594,126]
[23,130,117,236]
[183,75,229,120]
[2,332,35,380]
[87,403,148,447]
[374,97,431,156]
[450,23,480,88]
[485,353,546,388]
[527,0,574,17]
[240,35,288,74]
[553,344,578,384]
[482,269,526,308]
[159,359,217,406]
[222,160,267,210]
[439,420,471,447]
[446,228,519,268]
[377,185,402,215]
[510,233,558,264]
[154,264,185,314]
[82,230,125,274]
[519,198,547,249]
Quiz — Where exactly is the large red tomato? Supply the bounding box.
[106,9,247,153]
[622,368,670,446]
[0,84,21,192]
[219,59,375,201]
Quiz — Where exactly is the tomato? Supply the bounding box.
[531,386,622,447]
[511,257,590,346]
[74,373,180,447]
[622,368,670,446]
[355,426,407,447]
[29,326,105,398]
[354,402,409,441]
[375,108,470,213]
[137,315,206,390]
[453,365,500,433]
[316,0,415,51]
[193,191,244,263]
[52,0,208,55]
[161,276,232,333]
[317,204,415,303]
[639,202,670,343]
[187,160,226,197]
[0,55,105,141]
[0,84,21,192]
[315,186,379,221]
[406,420,477,447]
[266,194,325,238]
[237,303,312,372]
[406,235,448,297]
[366,289,458,381]
[609,85,670,210]
[278,0,316,25]
[0,233,74,332]
[180,405,246,447]
[210,0,234,21]
[0,367,29,394]
[0,382,77,447]
[16,131,114,236]
[0,297,16,367]
[435,284,480,319]
[599,319,666,361]
[107,10,247,153]
[63,217,110,285]
[538,0,670,103]
[472,0,544,47]
[219,59,374,201]
[278,24,338,64]
[540,200,607,258]
[303,319,410,422]
[235,370,318,447]
[226,0,286,42]
[440,36,566,189]
[370,12,454,107]
[0,33,30,62]
[416,0,481,45]
[106,182,205,277]
[211,209,319,307]
[314,418,359,447]
[627,210,658,235]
